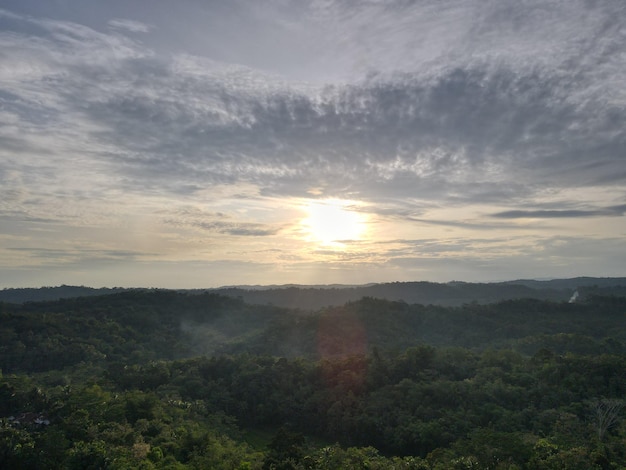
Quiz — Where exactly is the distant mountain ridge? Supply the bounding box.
[214,278,626,310]
[2,277,626,308]
[0,285,127,304]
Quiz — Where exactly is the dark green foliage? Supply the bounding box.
[1,291,626,468]
[0,291,282,373]
[3,345,626,467]
[3,291,626,376]
[263,426,305,469]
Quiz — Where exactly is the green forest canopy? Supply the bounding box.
[1,290,626,468]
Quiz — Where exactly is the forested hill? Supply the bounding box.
[0,285,126,304]
[216,278,626,309]
[3,276,626,307]
[3,290,626,468]
[216,281,565,309]
[2,290,626,374]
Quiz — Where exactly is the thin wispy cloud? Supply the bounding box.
[492,205,626,219]
[163,208,280,237]
[108,18,152,34]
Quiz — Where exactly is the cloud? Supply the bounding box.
[162,208,280,237]
[108,18,152,34]
[59,60,624,206]
[384,234,626,280]
[5,247,149,267]
[1,1,625,287]
[87,60,625,203]
[492,205,626,219]
[0,210,59,225]
[190,221,278,237]
[3,1,625,211]
[405,217,538,231]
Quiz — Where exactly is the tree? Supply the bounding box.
[590,398,623,442]
[263,426,305,470]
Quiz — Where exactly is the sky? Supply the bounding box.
[1,0,625,288]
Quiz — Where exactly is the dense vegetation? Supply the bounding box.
[2,290,626,468]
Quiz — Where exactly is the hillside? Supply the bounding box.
[3,277,626,307]
[2,290,626,468]
[2,290,626,375]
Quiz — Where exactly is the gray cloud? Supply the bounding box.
[162,208,280,237]
[406,217,542,231]
[59,61,625,205]
[3,1,625,208]
[107,18,151,34]
[385,235,626,281]
[190,221,278,237]
[106,63,626,198]
[0,211,59,225]
[6,247,149,265]
[1,1,625,287]
[492,205,626,219]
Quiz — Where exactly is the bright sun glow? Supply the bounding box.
[302,199,367,246]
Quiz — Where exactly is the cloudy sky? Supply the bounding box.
[1,0,625,288]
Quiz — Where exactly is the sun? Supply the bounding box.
[302,199,367,246]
